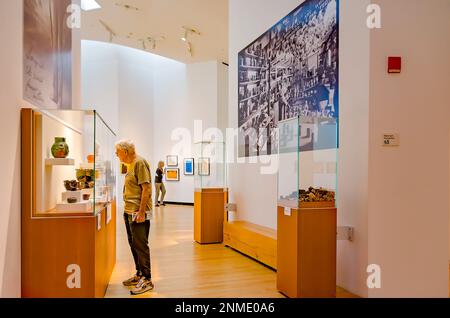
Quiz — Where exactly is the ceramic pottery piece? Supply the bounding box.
[76,169,95,189]
[299,187,335,203]
[51,137,69,159]
[64,180,78,192]
[87,154,95,164]
[67,197,78,204]
[83,194,91,201]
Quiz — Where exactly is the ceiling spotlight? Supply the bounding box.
[181,26,201,42]
[147,36,165,50]
[138,39,147,50]
[81,0,101,11]
[187,42,193,57]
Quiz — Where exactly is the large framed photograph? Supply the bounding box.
[238,0,339,157]
[166,155,178,167]
[198,158,210,176]
[24,0,73,109]
[165,168,180,182]
[184,158,195,176]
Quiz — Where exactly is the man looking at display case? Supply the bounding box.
[115,140,154,295]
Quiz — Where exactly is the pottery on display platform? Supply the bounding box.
[64,180,78,192]
[67,197,78,204]
[87,154,95,164]
[76,169,95,189]
[51,137,69,159]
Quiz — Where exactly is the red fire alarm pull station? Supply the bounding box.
[388,56,402,74]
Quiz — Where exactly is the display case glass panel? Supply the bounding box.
[194,141,227,189]
[277,116,338,208]
[32,109,117,218]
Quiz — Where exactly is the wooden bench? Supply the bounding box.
[223,220,277,270]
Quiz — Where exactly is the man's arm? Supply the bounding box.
[137,182,151,223]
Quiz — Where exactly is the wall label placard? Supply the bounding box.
[97,212,102,231]
[383,133,400,147]
[284,207,292,216]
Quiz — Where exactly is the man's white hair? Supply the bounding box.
[115,139,136,155]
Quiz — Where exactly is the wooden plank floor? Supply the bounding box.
[105,205,357,298]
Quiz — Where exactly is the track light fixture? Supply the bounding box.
[187,42,193,57]
[115,2,140,11]
[181,26,201,42]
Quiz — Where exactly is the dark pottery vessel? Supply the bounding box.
[67,197,78,204]
[64,180,78,192]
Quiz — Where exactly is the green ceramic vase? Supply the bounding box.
[51,137,69,159]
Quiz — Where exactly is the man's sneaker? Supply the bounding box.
[130,277,154,295]
[122,274,142,287]
[155,204,160,207]
[161,203,166,206]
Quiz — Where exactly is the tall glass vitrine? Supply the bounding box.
[276,115,338,298]
[193,140,228,244]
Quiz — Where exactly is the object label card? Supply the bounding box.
[383,133,400,147]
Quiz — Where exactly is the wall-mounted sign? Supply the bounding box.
[383,133,400,147]
[284,207,291,216]
[97,212,102,231]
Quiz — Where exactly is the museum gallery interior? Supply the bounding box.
[0,0,449,299]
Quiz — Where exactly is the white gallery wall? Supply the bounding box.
[229,0,450,297]
[0,0,23,298]
[337,0,371,298]
[82,41,226,205]
[367,0,450,297]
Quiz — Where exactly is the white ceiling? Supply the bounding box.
[81,0,229,64]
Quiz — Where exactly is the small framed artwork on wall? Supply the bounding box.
[198,158,210,176]
[167,155,178,167]
[184,158,195,176]
[165,168,180,181]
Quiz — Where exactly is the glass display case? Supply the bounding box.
[31,108,117,217]
[194,141,227,190]
[277,116,338,208]
[193,140,228,244]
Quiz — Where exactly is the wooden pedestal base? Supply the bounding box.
[277,203,337,298]
[194,188,227,244]
[21,203,117,298]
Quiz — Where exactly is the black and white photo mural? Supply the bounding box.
[238,0,339,157]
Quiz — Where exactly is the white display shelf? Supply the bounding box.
[45,158,75,166]
[56,201,93,213]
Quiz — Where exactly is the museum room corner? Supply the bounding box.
[0,0,450,304]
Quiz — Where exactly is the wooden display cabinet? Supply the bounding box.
[21,108,117,298]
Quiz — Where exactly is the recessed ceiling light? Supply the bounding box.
[81,0,101,11]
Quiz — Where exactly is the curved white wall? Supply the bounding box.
[82,41,227,205]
